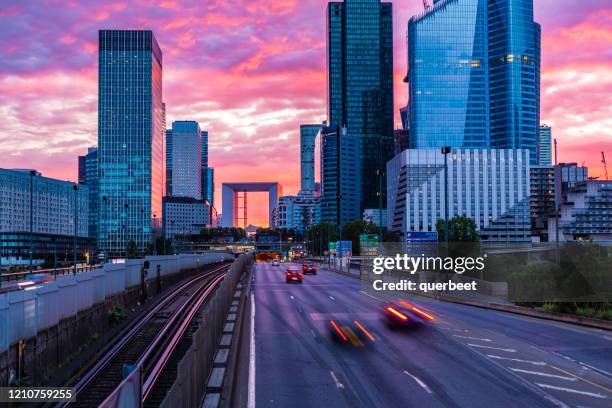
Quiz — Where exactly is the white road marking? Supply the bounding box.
[452,335,492,342]
[290,295,294,300]
[535,383,608,399]
[468,344,516,353]
[297,306,303,313]
[248,293,256,408]
[579,361,612,378]
[486,355,546,366]
[509,368,577,381]
[330,371,345,390]
[440,327,469,332]
[329,296,335,300]
[359,290,384,302]
[403,370,433,394]
[310,329,316,338]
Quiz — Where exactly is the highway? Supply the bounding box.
[245,262,612,408]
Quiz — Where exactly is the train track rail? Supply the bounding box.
[56,262,230,407]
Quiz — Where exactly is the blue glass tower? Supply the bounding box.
[78,147,98,241]
[327,0,394,214]
[98,30,165,258]
[408,0,540,163]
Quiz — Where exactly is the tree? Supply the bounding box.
[126,240,139,259]
[436,216,480,242]
[155,236,174,255]
[306,222,339,256]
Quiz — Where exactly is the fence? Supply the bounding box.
[0,253,234,353]
[160,253,253,408]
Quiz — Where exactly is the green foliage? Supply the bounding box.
[126,240,139,259]
[155,236,174,255]
[306,223,339,256]
[109,307,128,324]
[541,303,560,313]
[436,216,480,242]
[197,227,246,242]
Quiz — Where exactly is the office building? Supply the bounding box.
[407,0,540,164]
[98,30,165,258]
[530,165,555,241]
[549,180,612,243]
[205,167,215,207]
[78,147,98,241]
[171,121,202,199]
[363,208,387,228]
[273,191,321,233]
[387,149,532,242]
[393,129,409,156]
[162,196,210,238]
[300,124,323,192]
[538,125,552,166]
[327,0,395,212]
[0,169,89,265]
[320,125,360,227]
[201,130,209,202]
[165,129,173,196]
[399,106,409,131]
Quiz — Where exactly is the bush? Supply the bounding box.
[541,303,560,313]
[109,307,128,324]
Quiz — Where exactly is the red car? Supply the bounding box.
[286,267,303,283]
[302,262,317,275]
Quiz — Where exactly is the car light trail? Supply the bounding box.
[387,306,408,321]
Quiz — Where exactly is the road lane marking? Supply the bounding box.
[486,355,546,366]
[310,329,316,338]
[468,344,516,353]
[330,371,345,390]
[359,290,384,302]
[549,365,612,394]
[440,327,469,333]
[579,361,612,378]
[329,295,335,300]
[535,383,608,399]
[297,306,303,313]
[509,368,576,381]
[248,293,256,408]
[452,335,492,342]
[403,370,433,394]
[290,295,294,300]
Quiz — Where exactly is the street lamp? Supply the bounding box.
[441,147,451,244]
[73,184,79,275]
[153,213,158,255]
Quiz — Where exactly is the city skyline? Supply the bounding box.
[1,0,611,226]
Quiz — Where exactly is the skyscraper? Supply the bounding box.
[98,30,165,258]
[408,0,540,163]
[171,121,202,199]
[165,129,173,196]
[300,123,323,192]
[320,125,360,227]
[205,167,215,207]
[78,147,98,240]
[538,125,552,166]
[326,0,394,213]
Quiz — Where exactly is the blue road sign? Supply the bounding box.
[405,231,438,242]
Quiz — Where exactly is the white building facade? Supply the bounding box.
[162,197,210,238]
[387,149,531,242]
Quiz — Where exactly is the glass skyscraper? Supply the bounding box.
[78,147,98,241]
[98,30,165,258]
[327,0,394,214]
[171,121,202,200]
[408,0,540,163]
[538,124,552,165]
[300,123,323,192]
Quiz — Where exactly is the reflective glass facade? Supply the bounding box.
[300,124,323,192]
[408,0,540,163]
[327,0,394,212]
[78,147,98,240]
[98,30,164,258]
[537,125,551,165]
[171,121,202,199]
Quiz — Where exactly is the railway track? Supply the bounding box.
[56,262,230,407]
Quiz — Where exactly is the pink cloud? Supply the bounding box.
[0,0,610,225]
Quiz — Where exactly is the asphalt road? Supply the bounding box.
[246,262,612,408]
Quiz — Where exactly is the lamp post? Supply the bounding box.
[29,170,36,274]
[153,213,158,255]
[441,147,451,244]
[73,184,79,275]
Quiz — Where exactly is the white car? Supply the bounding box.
[271,259,280,267]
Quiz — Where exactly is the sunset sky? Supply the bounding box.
[1,0,611,226]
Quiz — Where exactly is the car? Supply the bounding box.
[302,262,317,275]
[328,319,376,346]
[285,267,303,283]
[271,259,280,267]
[382,300,436,327]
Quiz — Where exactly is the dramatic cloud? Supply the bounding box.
[0,0,610,225]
